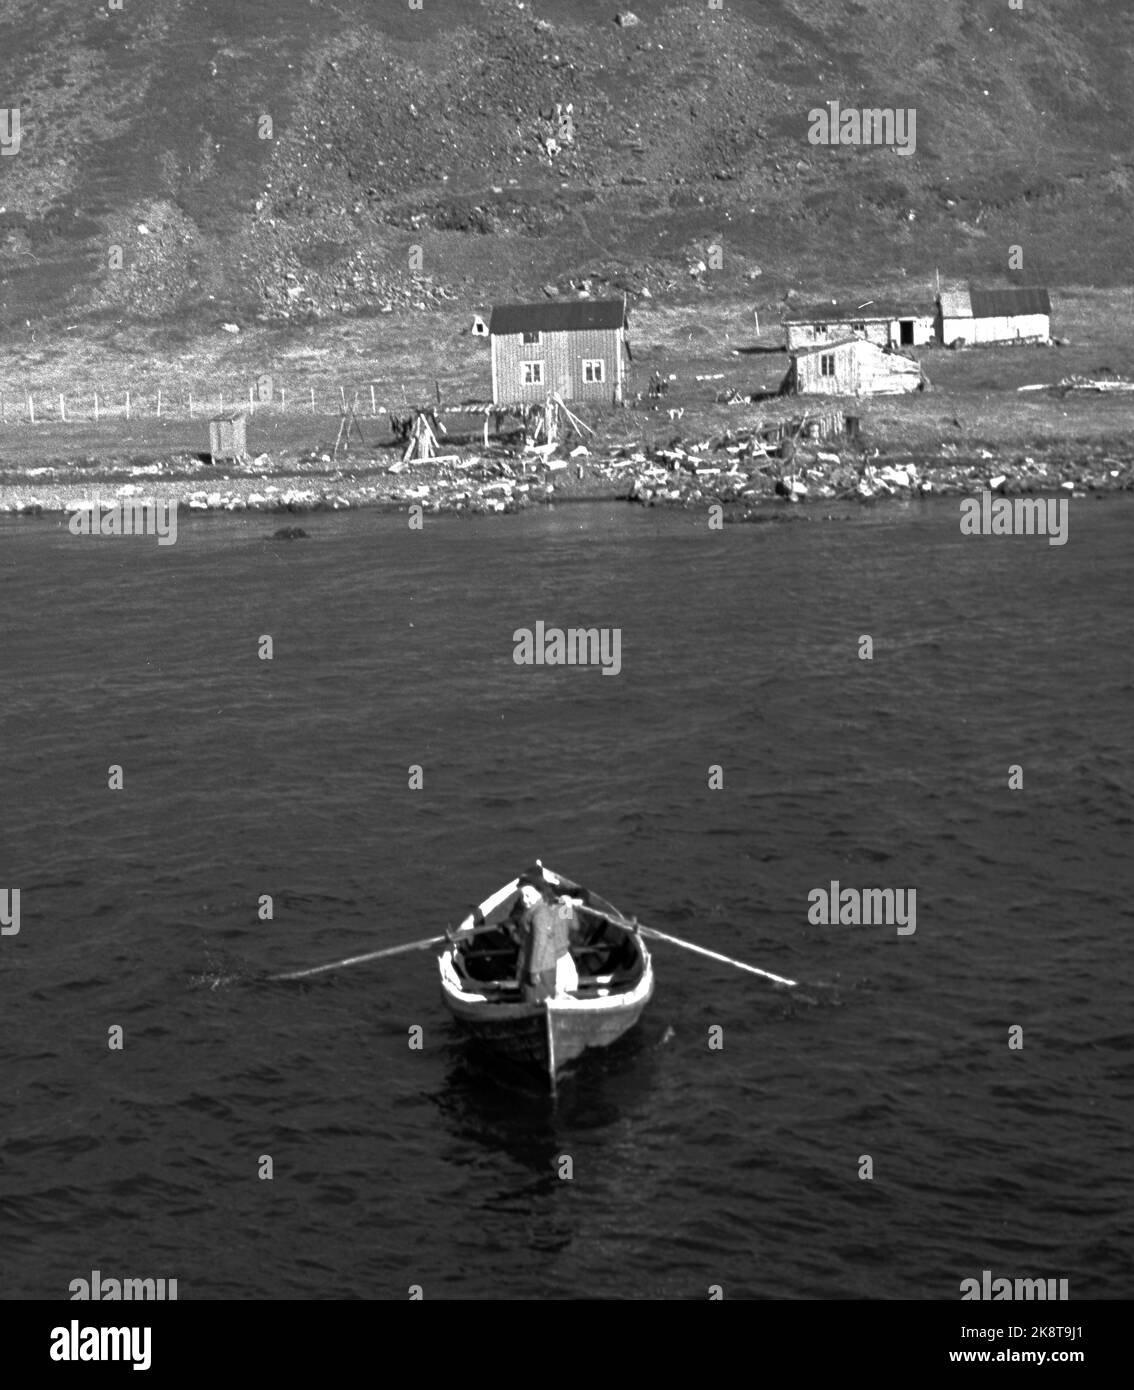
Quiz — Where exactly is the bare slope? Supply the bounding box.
[0,0,1131,330]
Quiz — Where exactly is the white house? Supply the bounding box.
[936,286,1051,346]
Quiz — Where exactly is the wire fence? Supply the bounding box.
[0,384,496,426]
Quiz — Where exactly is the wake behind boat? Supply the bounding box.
[438,861,654,1087]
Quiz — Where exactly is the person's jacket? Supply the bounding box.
[516,900,573,979]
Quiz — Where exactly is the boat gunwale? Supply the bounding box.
[439,944,653,1015]
[439,864,652,1017]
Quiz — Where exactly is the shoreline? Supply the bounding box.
[1,437,1131,519]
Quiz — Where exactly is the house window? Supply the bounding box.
[582,359,605,383]
[522,360,544,385]
[523,331,540,345]
[815,324,827,337]
[820,353,836,377]
[851,322,866,333]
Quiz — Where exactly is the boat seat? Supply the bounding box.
[575,969,639,991]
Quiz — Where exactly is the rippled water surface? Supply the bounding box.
[2,498,1131,1299]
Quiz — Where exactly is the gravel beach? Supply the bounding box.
[2,436,1131,520]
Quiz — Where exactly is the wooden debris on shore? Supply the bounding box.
[401,408,446,462]
[1055,375,1134,394]
[522,393,594,451]
[1018,375,1134,395]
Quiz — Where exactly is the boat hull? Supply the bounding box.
[441,960,654,1077]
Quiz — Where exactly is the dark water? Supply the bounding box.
[2,498,1131,1301]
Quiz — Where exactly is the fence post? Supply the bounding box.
[94,393,99,422]
[125,391,130,420]
[310,387,315,415]
[249,385,254,415]
[59,394,66,422]
[370,385,376,415]
[280,388,286,412]
[28,395,34,424]
[188,392,193,417]
[157,388,162,418]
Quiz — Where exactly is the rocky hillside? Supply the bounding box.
[1,0,1131,331]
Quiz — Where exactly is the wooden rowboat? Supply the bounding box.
[438,861,654,1089]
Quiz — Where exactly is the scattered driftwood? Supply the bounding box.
[400,409,449,462]
[522,393,594,449]
[1019,375,1134,396]
[1057,375,1134,394]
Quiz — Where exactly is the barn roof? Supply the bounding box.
[968,286,1051,318]
[489,299,627,335]
[939,286,1051,318]
[783,299,929,323]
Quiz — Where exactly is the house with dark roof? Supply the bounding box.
[488,299,629,405]
[936,286,1052,347]
[782,299,934,352]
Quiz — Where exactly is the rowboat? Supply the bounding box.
[438,861,654,1088]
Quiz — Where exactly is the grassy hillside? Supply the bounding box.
[1,0,1132,334]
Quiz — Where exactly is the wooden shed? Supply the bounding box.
[936,286,1051,347]
[783,300,935,352]
[489,299,629,405]
[209,411,247,463]
[782,338,927,396]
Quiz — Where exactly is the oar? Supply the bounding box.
[576,904,798,988]
[205,876,529,989]
[268,921,504,982]
[269,934,452,982]
[637,923,798,988]
[203,921,504,988]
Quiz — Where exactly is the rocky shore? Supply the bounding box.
[621,436,1134,515]
[1,433,1132,521]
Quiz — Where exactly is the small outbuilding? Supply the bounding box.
[782,339,927,396]
[936,286,1051,347]
[470,314,489,337]
[782,300,934,352]
[488,298,629,405]
[208,411,247,463]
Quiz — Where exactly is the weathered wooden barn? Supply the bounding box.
[782,338,927,396]
[489,299,629,405]
[936,286,1051,347]
[782,300,934,352]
